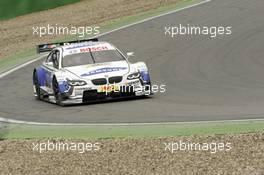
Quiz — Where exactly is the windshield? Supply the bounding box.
[63,50,125,67]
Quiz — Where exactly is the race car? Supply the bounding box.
[33,38,152,106]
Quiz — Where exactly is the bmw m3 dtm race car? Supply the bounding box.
[33,38,152,106]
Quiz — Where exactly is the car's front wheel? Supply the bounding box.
[52,77,65,106]
[33,71,41,100]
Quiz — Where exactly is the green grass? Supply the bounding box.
[0,0,203,74]
[0,0,80,21]
[1,121,264,139]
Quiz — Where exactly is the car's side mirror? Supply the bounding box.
[127,52,135,59]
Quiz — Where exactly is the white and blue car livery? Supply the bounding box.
[33,38,152,106]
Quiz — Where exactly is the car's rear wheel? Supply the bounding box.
[52,77,65,106]
[33,71,41,100]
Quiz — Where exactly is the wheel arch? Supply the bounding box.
[33,67,46,86]
[52,74,70,94]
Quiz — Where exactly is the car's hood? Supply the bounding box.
[64,61,130,79]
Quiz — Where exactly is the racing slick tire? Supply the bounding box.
[52,77,65,107]
[33,70,41,100]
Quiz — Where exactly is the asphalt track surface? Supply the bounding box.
[1,0,264,123]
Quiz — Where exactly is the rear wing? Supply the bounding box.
[36,38,98,54]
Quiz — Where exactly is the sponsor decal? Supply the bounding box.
[85,63,111,68]
[98,85,120,93]
[64,43,115,56]
[81,67,127,77]
[80,46,109,52]
[65,43,95,50]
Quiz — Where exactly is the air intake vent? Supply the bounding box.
[109,76,122,84]
[92,78,107,85]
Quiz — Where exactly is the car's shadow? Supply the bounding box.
[64,95,153,107]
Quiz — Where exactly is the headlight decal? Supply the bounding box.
[127,72,141,80]
[67,79,87,86]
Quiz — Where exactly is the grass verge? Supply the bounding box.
[0,0,80,21]
[1,120,264,139]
